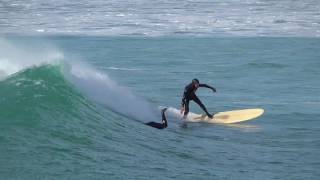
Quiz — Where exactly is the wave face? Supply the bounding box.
[1,0,320,37]
[0,64,98,130]
[0,38,161,179]
[0,64,149,179]
[0,38,157,122]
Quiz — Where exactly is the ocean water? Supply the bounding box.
[1,0,320,37]
[1,0,320,180]
[1,36,319,180]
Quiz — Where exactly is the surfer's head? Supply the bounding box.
[192,78,200,88]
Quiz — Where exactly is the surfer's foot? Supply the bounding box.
[207,114,213,119]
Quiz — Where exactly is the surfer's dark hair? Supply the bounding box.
[192,78,199,84]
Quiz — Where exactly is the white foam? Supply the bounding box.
[106,66,143,71]
[65,62,157,121]
[0,38,157,122]
[0,38,62,79]
[63,62,157,121]
[165,106,200,121]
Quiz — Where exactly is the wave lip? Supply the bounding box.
[0,38,63,80]
[0,38,157,123]
[0,65,79,125]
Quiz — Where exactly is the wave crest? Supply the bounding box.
[0,38,157,122]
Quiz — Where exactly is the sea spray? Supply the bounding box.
[63,62,158,122]
[0,38,62,79]
[0,38,157,122]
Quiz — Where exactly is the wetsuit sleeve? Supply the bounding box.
[199,84,216,91]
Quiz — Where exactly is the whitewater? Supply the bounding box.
[0,38,157,122]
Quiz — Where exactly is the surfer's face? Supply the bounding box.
[194,83,199,88]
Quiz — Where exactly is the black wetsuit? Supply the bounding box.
[145,109,168,129]
[181,82,215,117]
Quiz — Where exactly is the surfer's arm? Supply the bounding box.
[199,84,216,92]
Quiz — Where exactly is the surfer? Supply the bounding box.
[145,108,168,129]
[181,79,216,119]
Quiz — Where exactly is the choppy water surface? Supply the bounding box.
[1,0,320,36]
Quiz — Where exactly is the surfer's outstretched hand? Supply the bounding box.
[212,87,217,93]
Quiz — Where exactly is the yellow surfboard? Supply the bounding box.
[167,107,264,124]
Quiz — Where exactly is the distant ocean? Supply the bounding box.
[1,1,319,179]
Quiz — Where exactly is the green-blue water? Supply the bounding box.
[0,36,319,179]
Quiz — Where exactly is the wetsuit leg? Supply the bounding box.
[184,99,190,116]
[192,95,212,117]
